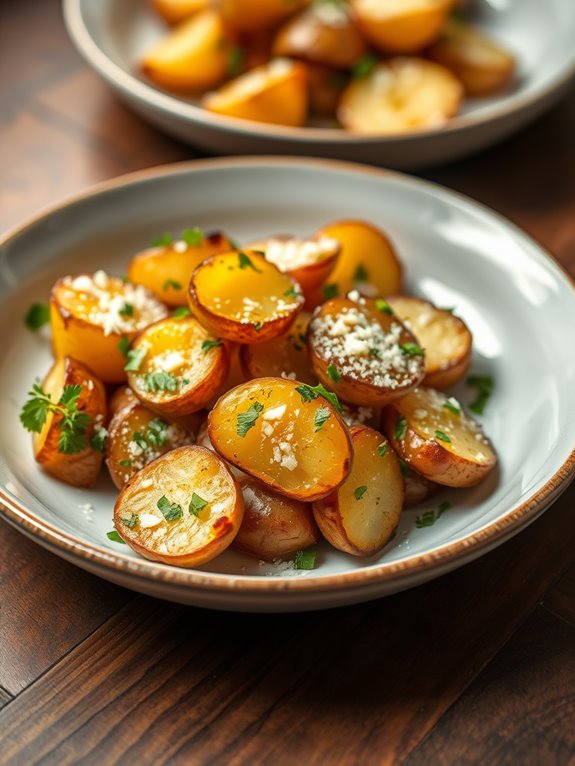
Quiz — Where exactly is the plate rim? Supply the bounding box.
[63,0,575,146]
[1,155,574,596]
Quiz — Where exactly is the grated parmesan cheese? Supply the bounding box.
[259,236,339,272]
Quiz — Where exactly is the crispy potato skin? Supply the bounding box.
[34,357,107,487]
[114,445,244,567]
[109,386,138,418]
[219,0,307,32]
[233,477,319,560]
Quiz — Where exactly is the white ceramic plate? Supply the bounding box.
[62,0,575,169]
[1,157,574,611]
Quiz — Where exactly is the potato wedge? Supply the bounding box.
[402,463,440,508]
[127,231,233,307]
[126,316,229,416]
[51,271,168,383]
[314,219,402,301]
[189,249,304,343]
[350,0,454,53]
[208,377,352,501]
[219,0,307,33]
[152,0,209,25]
[338,57,463,135]
[234,477,319,560]
[24,356,107,487]
[106,400,197,489]
[202,59,308,126]
[244,234,340,307]
[273,4,367,69]
[113,445,244,567]
[387,295,472,388]
[141,10,235,93]
[381,386,497,487]
[313,426,403,556]
[239,311,316,385]
[428,19,516,97]
[308,296,425,407]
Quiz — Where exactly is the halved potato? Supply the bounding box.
[106,400,197,489]
[208,377,352,501]
[218,0,307,33]
[152,0,209,25]
[240,311,316,385]
[244,234,340,307]
[202,59,309,126]
[308,296,425,407]
[387,295,472,388]
[26,356,107,487]
[141,10,235,93]
[109,385,138,418]
[273,4,367,69]
[189,250,304,343]
[127,231,233,307]
[381,386,497,487]
[350,0,454,53]
[126,315,229,416]
[313,426,403,556]
[51,271,168,383]
[113,445,244,567]
[338,57,463,135]
[403,463,440,507]
[234,476,319,560]
[428,19,516,97]
[314,219,402,301]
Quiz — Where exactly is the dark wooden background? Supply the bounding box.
[1,2,575,764]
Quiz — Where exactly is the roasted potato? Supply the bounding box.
[152,0,209,25]
[387,295,472,388]
[234,476,319,560]
[314,219,402,301]
[428,19,516,97]
[350,0,454,53]
[244,234,340,308]
[51,271,168,383]
[106,400,197,489]
[208,377,352,501]
[126,315,229,417]
[338,57,463,135]
[113,445,244,567]
[109,385,138,418]
[308,296,425,407]
[273,4,367,69]
[313,426,403,556]
[240,311,316,385]
[307,64,348,118]
[188,249,304,343]
[402,463,440,508]
[202,59,309,126]
[127,231,233,307]
[382,386,497,487]
[141,10,235,93]
[218,0,307,33]
[22,356,107,487]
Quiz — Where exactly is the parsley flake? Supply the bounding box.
[399,343,424,357]
[295,383,343,413]
[228,45,245,76]
[119,459,132,467]
[238,251,262,272]
[394,416,407,441]
[172,306,192,319]
[314,406,330,432]
[237,401,264,437]
[25,303,50,330]
[351,52,379,79]
[106,529,126,544]
[20,383,92,455]
[181,227,204,246]
[142,371,182,392]
[283,287,300,298]
[322,283,339,300]
[118,336,130,358]
[399,459,410,478]
[294,548,316,570]
[435,430,451,443]
[151,233,173,247]
[163,278,182,291]
[253,321,264,333]
[124,347,147,372]
[326,364,341,383]
[121,513,138,529]
[202,338,223,352]
[90,426,107,452]
[443,397,461,416]
[354,485,368,500]
[375,299,393,315]
[157,495,183,521]
[416,501,451,528]
[189,492,208,517]
[467,375,493,415]
[377,442,387,457]
[353,263,369,282]
[119,302,134,317]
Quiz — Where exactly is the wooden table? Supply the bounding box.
[2,2,575,764]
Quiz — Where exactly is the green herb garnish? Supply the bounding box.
[151,232,173,247]
[119,459,132,467]
[237,401,264,437]
[416,501,451,528]
[322,283,339,300]
[142,371,184,392]
[399,459,409,478]
[353,263,369,282]
[314,406,331,432]
[253,321,263,333]
[351,52,379,79]
[467,375,493,415]
[90,426,107,452]
[295,383,343,413]
[399,343,424,357]
[121,513,138,529]
[25,303,50,331]
[375,299,393,315]
[181,227,204,247]
[163,279,182,291]
[189,492,208,517]
[202,338,223,352]
[283,287,300,298]
[294,548,316,570]
[118,336,130,358]
[124,347,147,372]
[377,442,387,457]
[172,306,192,319]
[20,383,92,455]
[106,529,126,544]
[238,251,262,272]
[435,430,451,443]
[119,302,134,317]
[157,495,183,521]
[326,364,341,383]
[354,485,368,500]
[443,397,461,416]
[394,416,407,441]
[228,45,245,77]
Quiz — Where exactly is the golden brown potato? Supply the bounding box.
[141,10,235,93]
[382,386,497,487]
[313,219,402,301]
[202,59,309,126]
[21,356,107,487]
[428,19,516,97]
[106,400,197,489]
[386,295,472,389]
[126,316,229,417]
[188,250,304,343]
[108,385,138,419]
[308,296,425,407]
[234,477,319,560]
[402,463,440,507]
[152,0,209,25]
[244,233,340,307]
[240,311,316,385]
[338,57,463,135]
[127,231,233,307]
[350,0,454,53]
[208,377,352,501]
[113,445,244,567]
[218,0,307,33]
[51,271,168,383]
[313,426,403,556]
[273,4,367,69]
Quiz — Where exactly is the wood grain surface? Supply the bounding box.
[1,1,574,764]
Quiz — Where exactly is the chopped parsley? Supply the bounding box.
[377,442,387,457]
[142,371,187,392]
[157,495,183,521]
[119,302,134,317]
[354,485,368,500]
[351,52,379,79]
[117,336,130,358]
[314,406,331,432]
[25,303,50,330]
[399,342,424,357]
[237,401,264,437]
[326,364,341,383]
[189,492,208,517]
[295,383,343,413]
[375,299,393,315]
[399,459,410,478]
[369,347,380,358]
[90,426,107,452]
[151,232,173,247]
[253,321,264,333]
[20,383,92,455]
[228,45,245,76]
[238,251,262,272]
[121,513,138,529]
[467,375,493,415]
[202,338,223,352]
[283,286,300,298]
[181,227,204,246]
[394,416,407,441]
[322,282,339,300]
[146,418,169,448]
[294,548,316,570]
[163,279,182,291]
[443,397,461,416]
[172,306,192,319]
[106,529,126,544]
[353,263,369,282]
[415,501,451,528]
[119,459,132,467]
[435,430,451,443]
[124,347,147,372]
